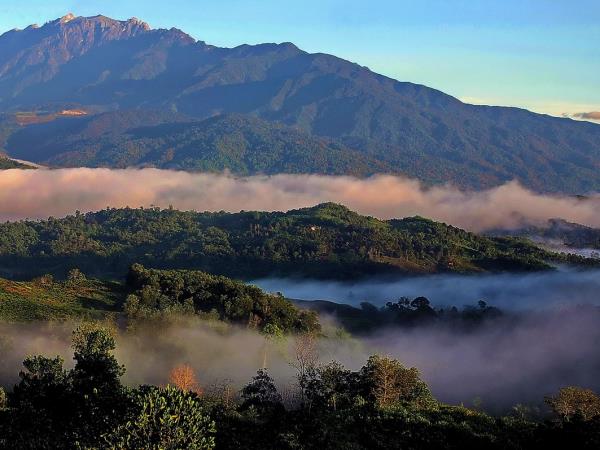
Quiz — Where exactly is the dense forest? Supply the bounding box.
[1,323,599,449]
[0,203,594,280]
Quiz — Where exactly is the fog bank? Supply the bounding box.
[253,270,600,310]
[1,169,600,231]
[1,308,600,412]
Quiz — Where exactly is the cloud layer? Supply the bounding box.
[1,168,600,231]
[573,111,600,121]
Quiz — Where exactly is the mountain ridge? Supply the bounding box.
[0,14,599,193]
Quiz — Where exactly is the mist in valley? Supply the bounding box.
[253,269,600,310]
[1,169,599,414]
[1,303,599,413]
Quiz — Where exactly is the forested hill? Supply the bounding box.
[0,203,591,280]
[0,14,599,192]
[5,112,390,176]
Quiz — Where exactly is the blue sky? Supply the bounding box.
[1,0,598,118]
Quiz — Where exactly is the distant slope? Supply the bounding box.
[0,14,599,192]
[0,203,592,280]
[6,111,390,175]
[494,219,600,251]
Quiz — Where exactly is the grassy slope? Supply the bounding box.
[0,277,122,321]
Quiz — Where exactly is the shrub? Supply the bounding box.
[103,385,215,449]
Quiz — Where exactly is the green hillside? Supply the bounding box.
[0,273,121,321]
[6,112,390,176]
[0,203,592,280]
[0,265,317,332]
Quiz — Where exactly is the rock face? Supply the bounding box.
[0,14,599,193]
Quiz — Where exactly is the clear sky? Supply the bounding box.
[0,0,598,118]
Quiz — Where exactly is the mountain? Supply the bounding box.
[5,110,390,174]
[0,203,594,280]
[1,14,600,192]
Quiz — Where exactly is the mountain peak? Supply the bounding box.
[128,17,151,30]
[60,13,76,24]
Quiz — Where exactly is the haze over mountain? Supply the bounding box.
[1,13,600,193]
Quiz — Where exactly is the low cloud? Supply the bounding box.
[1,169,600,231]
[253,270,600,310]
[565,111,600,122]
[1,307,600,412]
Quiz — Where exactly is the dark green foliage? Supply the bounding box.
[0,203,588,281]
[296,296,505,334]
[126,264,320,333]
[214,358,600,450]
[102,385,215,450]
[0,264,318,332]
[240,369,284,415]
[70,324,128,440]
[7,356,72,448]
[301,361,362,412]
[3,325,131,449]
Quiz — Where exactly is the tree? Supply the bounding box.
[290,333,319,401]
[546,387,600,422]
[303,361,359,412]
[70,323,129,446]
[360,355,434,409]
[169,364,203,395]
[261,323,285,369]
[71,323,125,394]
[7,355,72,448]
[103,385,215,450]
[67,267,86,284]
[241,369,283,415]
